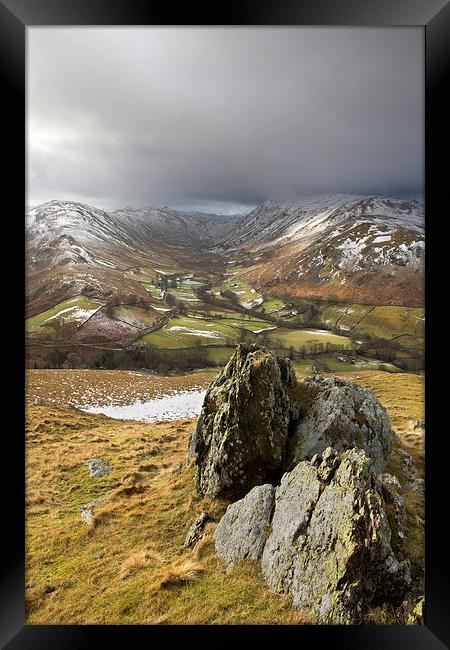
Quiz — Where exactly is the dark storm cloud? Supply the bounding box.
[27,27,423,213]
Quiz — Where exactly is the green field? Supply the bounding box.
[320,304,372,331]
[26,295,103,337]
[211,269,263,309]
[135,315,259,349]
[314,302,425,350]
[292,355,400,375]
[166,285,201,304]
[140,283,165,300]
[124,267,158,283]
[255,296,286,314]
[267,327,353,353]
[202,346,236,365]
[351,306,425,342]
[214,316,275,333]
[111,305,160,329]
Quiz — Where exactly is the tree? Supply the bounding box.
[66,352,81,369]
[165,293,176,306]
[44,348,67,368]
[105,302,115,317]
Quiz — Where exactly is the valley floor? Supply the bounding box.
[25,369,424,624]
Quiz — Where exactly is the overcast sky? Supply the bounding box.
[27,27,424,214]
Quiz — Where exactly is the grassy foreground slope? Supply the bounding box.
[25,370,424,624]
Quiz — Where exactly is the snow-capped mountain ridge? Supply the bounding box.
[220,194,424,249]
[228,195,424,306]
[26,194,424,314]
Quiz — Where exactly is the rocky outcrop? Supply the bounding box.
[188,344,296,499]
[287,375,393,473]
[189,344,396,502]
[214,448,411,624]
[193,345,415,622]
[214,484,274,569]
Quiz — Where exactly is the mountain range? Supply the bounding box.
[26,194,424,319]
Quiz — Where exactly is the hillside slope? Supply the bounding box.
[219,195,424,306]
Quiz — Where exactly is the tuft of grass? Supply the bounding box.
[120,548,164,580]
[158,558,205,588]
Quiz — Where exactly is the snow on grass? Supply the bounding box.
[167,326,222,339]
[372,235,392,244]
[242,298,263,309]
[48,306,98,324]
[26,295,103,334]
[79,389,207,422]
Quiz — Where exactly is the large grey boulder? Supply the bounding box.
[188,343,296,499]
[260,448,410,623]
[287,375,393,473]
[213,447,410,623]
[214,484,275,569]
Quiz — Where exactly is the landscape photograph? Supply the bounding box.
[25,27,425,625]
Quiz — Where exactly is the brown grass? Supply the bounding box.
[159,558,205,588]
[120,548,165,580]
[25,368,424,625]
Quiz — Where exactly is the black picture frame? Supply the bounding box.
[2,1,448,647]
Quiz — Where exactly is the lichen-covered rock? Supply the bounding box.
[214,484,274,569]
[188,343,296,499]
[288,375,393,473]
[260,448,410,624]
[378,473,407,548]
[85,458,112,478]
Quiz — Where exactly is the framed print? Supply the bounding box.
[1,0,449,647]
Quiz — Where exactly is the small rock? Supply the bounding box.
[80,495,107,525]
[378,472,407,546]
[289,404,300,422]
[34,397,45,405]
[214,484,275,569]
[85,458,111,478]
[392,431,402,445]
[172,462,184,476]
[184,511,209,548]
[399,448,417,482]
[81,508,94,525]
[410,478,425,493]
